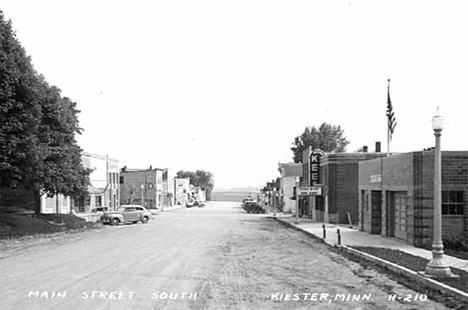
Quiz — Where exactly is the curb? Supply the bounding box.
[272,217,328,244]
[271,217,468,305]
[342,246,468,304]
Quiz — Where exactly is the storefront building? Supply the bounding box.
[299,144,385,224]
[119,166,164,209]
[278,163,302,213]
[359,150,468,246]
[78,153,120,213]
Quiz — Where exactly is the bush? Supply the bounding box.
[0,212,100,239]
[443,236,468,251]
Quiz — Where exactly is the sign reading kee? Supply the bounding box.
[309,149,324,186]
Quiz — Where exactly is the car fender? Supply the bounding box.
[140,213,151,220]
[109,214,124,221]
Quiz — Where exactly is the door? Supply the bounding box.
[371,191,382,234]
[123,207,137,222]
[393,192,407,240]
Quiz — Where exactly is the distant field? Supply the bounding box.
[210,190,259,202]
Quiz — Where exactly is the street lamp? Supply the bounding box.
[294,176,300,224]
[272,188,277,216]
[423,107,457,278]
[267,190,271,214]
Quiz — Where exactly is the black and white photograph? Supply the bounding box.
[1,0,468,309]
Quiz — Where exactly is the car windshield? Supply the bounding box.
[116,207,126,212]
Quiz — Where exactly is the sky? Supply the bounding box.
[2,0,468,188]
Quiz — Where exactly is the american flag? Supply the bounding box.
[386,79,397,140]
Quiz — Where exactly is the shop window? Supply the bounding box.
[120,176,124,184]
[442,191,464,215]
[96,195,102,207]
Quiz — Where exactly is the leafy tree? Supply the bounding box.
[291,123,350,162]
[0,12,90,213]
[31,80,91,211]
[0,11,42,191]
[176,170,214,200]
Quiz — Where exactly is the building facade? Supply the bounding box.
[174,177,191,206]
[278,162,302,213]
[119,167,164,209]
[0,152,119,214]
[298,144,386,224]
[161,169,174,208]
[77,153,120,213]
[41,194,71,214]
[317,152,386,224]
[359,150,468,247]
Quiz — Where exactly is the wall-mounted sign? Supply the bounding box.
[370,175,382,183]
[309,149,325,186]
[298,186,322,196]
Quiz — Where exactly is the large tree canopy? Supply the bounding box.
[176,170,214,197]
[0,12,90,213]
[291,123,350,162]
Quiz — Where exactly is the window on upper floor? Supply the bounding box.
[442,191,464,215]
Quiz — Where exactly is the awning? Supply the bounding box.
[87,185,106,195]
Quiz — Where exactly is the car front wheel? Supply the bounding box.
[141,216,149,224]
[111,218,120,225]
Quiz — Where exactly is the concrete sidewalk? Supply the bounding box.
[273,214,468,273]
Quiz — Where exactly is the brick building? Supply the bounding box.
[119,167,164,209]
[316,152,386,224]
[298,145,385,224]
[359,150,468,246]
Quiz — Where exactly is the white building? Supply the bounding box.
[41,194,71,214]
[174,177,191,206]
[77,153,120,213]
[278,163,303,213]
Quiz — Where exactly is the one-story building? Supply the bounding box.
[359,150,468,246]
[299,144,386,224]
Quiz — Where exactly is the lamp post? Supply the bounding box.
[423,107,457,278]
[294,176,300,224]
[272,188,277,216]
[141,184,145,207]
[267,190,271,214]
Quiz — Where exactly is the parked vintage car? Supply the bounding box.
[90,207,109,216]
[241,198,254,210]
[100,205,152,225]
[194,200,205,208]
[243,201,264,214]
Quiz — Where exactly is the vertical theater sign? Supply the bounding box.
[310,149,324,188]
[298,149,324,196]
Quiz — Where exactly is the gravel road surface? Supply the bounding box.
[0,201,449,309]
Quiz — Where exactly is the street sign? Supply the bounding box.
[298,186,322,196]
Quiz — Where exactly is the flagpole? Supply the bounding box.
[386,78,392,157]
[387,122,390,157]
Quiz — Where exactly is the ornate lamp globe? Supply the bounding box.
[431,107,444,131]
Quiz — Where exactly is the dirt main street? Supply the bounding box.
[0,202,450,310]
